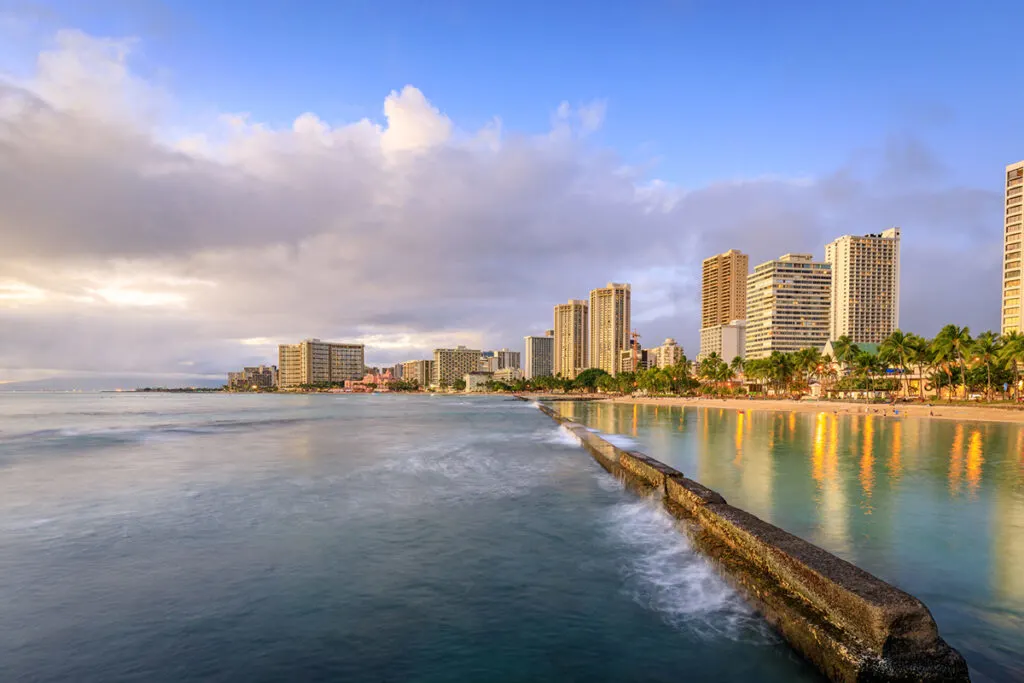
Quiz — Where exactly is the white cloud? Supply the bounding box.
[0,29,1003,384]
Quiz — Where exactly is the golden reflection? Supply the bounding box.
[966,430,984,495]
[860,415,874,511]
[734,412,744,466]
[888,421,903,481]
[949,424,964,495]
[789,412,796,434]
[826,414,839,481]
[632,403,638,436]
[812,412,826,482]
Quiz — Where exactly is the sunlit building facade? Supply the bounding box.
[433,346,482,387]
[825,227,901,343]
[1002,161,1024,334]
[554,299,588,379]
[278,339,365,388]
[589,282,631,375]
[745,254,832,359]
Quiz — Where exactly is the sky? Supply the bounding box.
[0,0,1021,388]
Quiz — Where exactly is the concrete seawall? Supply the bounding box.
[530,401,969,683]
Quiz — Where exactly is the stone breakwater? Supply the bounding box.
[531,401,970,683]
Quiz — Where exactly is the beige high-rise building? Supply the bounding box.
[825,228,901,343]
[553,299,588,379]
[278,339,365,388]
[652,338,685,368]
[702,250,748,328]
[746,254,832,359]
[1002,161,1024,334]
[589,282,631,375]
[401,359,434,387]
[432,346,482,387]
[524,331,555,379]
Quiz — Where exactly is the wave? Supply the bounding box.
[536,425,582,448]
[603,497,776,643]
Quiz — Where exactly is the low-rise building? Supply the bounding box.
[493,367,524,383]
[619,347,657,373]
[651,338,684,368]
[227,365,278,390]
[464,371,493,393]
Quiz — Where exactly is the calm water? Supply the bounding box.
[0,393,818,682]
[552,401,1024,683]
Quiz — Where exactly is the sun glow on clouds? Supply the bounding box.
[0,26,1003,382]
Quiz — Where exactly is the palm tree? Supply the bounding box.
[880,329,915,398]
[730,356,745,377]
[906,334,931,400]
[853,351,879,399]
[794,347,823,389]
[970,331,1001,400]
[933,324,972,400]
[1000,332,1024,400]
[767,351,795,395]
[831,335,859,376]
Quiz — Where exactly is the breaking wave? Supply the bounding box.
[603,496,777,643]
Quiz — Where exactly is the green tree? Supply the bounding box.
[452,378,466,391]
[1000,331,1024,400]
[971,331,1002,400]
[573,368,610,393]
[880,329,915,398]
[831,335,860,376]
[932,324,972,400]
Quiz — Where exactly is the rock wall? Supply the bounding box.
[531,401,970,683]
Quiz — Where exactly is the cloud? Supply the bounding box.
[0,29,1003,384]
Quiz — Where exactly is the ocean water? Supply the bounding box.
[552,401,1024,683]
[0,393,818,682]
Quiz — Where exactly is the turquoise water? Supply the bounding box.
[0,393,819,682]
[551,400,1024,683]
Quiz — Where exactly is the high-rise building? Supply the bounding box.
[699,321,746,362]
[651,338,685,368]
[401,359,434,387]
[278,339,365,388]
[702,250,748,328]
[589,282,631,375]
[485,349,520,370]
[554,299,588,379]
[227,365,278,390]
[745,254,832,359]
[524,331,555,379]
[433,346,482,387]
[699,250,748,357]
[825,228,901,343]
[1002,161,1024,334]
[391,363,404,380]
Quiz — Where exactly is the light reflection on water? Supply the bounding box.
[552,401,1024,683]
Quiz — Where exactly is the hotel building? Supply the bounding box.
[554,299,589,379]
[524,331,555,379]
[699,250,748,358]
[651,338,684,368]
[745,254,832,359]
[699,321,746,362]
[825,228,901,343]
[401,359,434,387]
[1002,161,1024,334]
[433,346,483,387]
[589,282,631,375]
[278,339,365,388]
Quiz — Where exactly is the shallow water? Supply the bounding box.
[0,393,818,682]
[552,400,1024,683]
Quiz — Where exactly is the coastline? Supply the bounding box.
[600,395,1024,425]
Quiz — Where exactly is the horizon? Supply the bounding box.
[2,1,1022,388]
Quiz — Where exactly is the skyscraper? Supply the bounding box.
[699,250,748,358]
[277,339,365,388]
[524,331,555,379]
[701,250,748,328]
[554,299,588,379]
[1002,161,1024,335]
[825,228,901,343]
[588,282,631,375]
[745,254,832,359]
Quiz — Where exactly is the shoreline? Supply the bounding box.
[599,395,1024,425]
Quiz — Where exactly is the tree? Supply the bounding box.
[971,331,1002,400]
[573,368,610,393]
[932,324,972,401]
[452,378,466,391]
[1000,331,1024,400]
[831,335,860,376]
[880,329,915,398]
[852,351,880,398]
[794,347,823,388]
[730,356,745,377]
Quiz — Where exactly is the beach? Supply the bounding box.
[598,395,1024,424]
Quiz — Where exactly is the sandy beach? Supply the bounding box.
[596,395,1024,425]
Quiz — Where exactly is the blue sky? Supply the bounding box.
[13,0,1022,187]
[1,0,1022,386]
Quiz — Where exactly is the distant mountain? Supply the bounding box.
[0,375,226,392]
